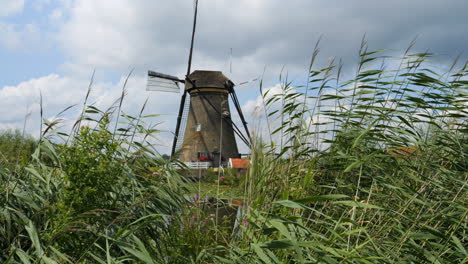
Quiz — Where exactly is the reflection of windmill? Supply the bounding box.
[147,0,250,163]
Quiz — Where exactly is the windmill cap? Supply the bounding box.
[186,70,234,92]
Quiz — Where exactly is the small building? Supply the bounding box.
[386,146,418,158]
[228,158,250,174]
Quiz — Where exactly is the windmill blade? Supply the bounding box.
[147,71,183,93]
[229,48,233,73]
[236,77,259,86]
[174,95,191,153]
[148,71,184,83]
[171,89,189,157]
[197,91,251,147]
[230,87,251,143]
[186,0,198,77]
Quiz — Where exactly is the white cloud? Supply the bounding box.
[241,84,306,148]
[242,83,283,117]
[0,75,84,126]
[56,0,311,81]
[0,0,24,17]
[49,9,63,21]
[240,83,354,152]
[58,1,145,70]
[0,23,42,50]
[0,73,180,153]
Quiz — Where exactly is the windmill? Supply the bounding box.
[146,0,251,164]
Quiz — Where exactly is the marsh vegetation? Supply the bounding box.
[0,43,466,263]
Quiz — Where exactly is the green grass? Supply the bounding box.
[192,182,243,199]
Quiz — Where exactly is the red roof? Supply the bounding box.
[230,158,250,169]
[387,146,418,158]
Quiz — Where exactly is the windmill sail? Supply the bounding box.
[146,71,182,93]
[174,94,190,153]
[171,0,198,157]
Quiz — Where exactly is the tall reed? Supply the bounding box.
[0,42,466,263]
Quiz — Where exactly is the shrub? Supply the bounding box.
[59,115,125,214]
[0,129,37,172]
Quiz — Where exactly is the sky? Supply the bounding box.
[0,0,466,154]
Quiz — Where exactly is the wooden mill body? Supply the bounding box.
[179,70,240,162]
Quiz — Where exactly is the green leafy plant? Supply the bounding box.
[60,115,124,214]
[0,129,37,172]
